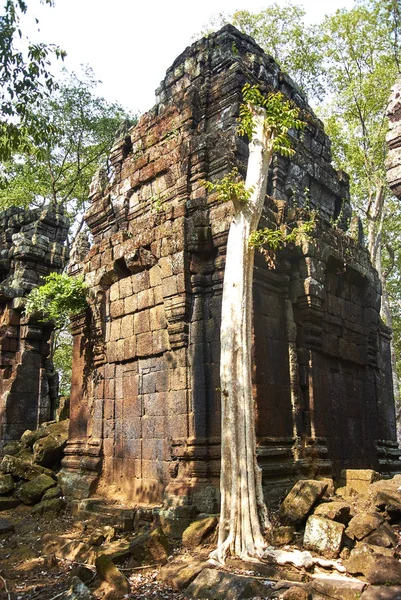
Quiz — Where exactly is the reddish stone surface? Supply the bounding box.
[0,207,69,449]
[61,26,400,510]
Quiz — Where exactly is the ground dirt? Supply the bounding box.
[0,505,187,600]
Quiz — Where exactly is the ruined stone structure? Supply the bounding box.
[0,207,69,449]
[387,75,401,199]
[61,26,400,511]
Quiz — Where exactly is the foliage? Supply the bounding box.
[24,272,87,329]
[249,218,315,252]
[0,67,135,223]
[201,167,253,204]
[202,86,305,207]
[0,0,66,160]
[53,328,73,396]
[238,84,305,156]
[200,2,324,100]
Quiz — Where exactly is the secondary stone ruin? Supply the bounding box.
[0,207,69,450]
[60,26,400,511]
[387,75,401,199]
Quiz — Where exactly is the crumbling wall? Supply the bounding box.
[0,207,69,449]
[387,75,401,198]
[61,26,400,509]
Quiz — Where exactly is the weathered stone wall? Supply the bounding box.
[387,75,401,198]
[0,206,69,449]
[61,26,399,509]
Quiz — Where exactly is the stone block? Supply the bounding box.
[153,329,170,354]
[134,310,150,334]
[110,299,124,319]
[186,568,270,599]
[0,474,15,495]
[17,473,56,505]
[346,512,385,541]
[303,515,344,558]
[110,319,121,341]
[339,469,381,495]
[138,289,154,310]
[280,479,327,526]
[136,332,152,357]
[308,576,366,600]
[124,294,137,315]
[150,305,167,330]
[119,277,133,298]
[162,275,178,298]
[132,271,149,293]
[314,501,352,524]
[120,314,134,337]
[95,554,130,596]
[123,336,136,360]
[149,265,162,287]
[182,516,218,548]
[366,556,401,585]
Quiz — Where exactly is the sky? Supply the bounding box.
[23,0,354,114]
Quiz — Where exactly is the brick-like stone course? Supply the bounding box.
[61,26,400,509]
[0,207,69,448]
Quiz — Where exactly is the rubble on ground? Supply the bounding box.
[1,468,401,598]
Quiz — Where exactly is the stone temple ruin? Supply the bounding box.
[55,26,400,514]
[0,207,69,449]
[1,26,400,518]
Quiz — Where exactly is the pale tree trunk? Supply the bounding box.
[367,186,401,441]
[211,110,273,564]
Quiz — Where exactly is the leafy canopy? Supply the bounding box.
[201,3,324,100]
[24,272,87,329]
[238,83,305,156]
[0,67,135,221]
[0,0,66,160]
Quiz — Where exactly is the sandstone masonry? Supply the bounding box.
[61,26,400,509]
[0,206,69,449]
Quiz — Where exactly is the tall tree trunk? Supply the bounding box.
[368,188,401,442]
[211,110,273,564]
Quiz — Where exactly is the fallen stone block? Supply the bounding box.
[22,419,69,448]
[280,479,327,526]
[185,568,272,599]
[129,527,169,563]
[346,512,384,541]
[42,485,62,501]
[314,501,352,524]
[365,556,401,585]
[282,586,309,600]
[308,574,366,600]
[339,469,380,495]
[33,428,68,469]
[95,554,130,597]
[0,496,20,511]
[303,515,344,558]
[225,558,306,583]
[269,525,295,546]
[0,454,55,481]
[0,474,15,495]
[158,560,208,590]
[159,505,197,538]
[361,585,401,600]
[182,516,218,548]
[32,497,66,515]
[17,473,56,505]
[41,534,97,565]
[364,522,398,548]
[373,490,401,521]
[345,544,380,576]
